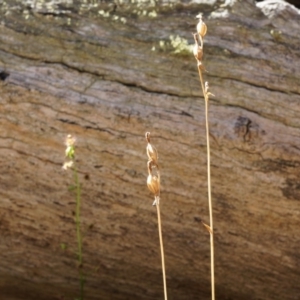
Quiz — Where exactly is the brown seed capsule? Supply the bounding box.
[193,44,203,61]
[197,18,207,38]
[147,173,160,197]
[145,132,158,165]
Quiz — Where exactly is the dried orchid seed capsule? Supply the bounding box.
[145,132,158,164]
[147,173,160,196]
[146,142,158,164]
[193,44,203,61]
[197,18,207,38]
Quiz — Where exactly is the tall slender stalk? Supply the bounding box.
[63,134,85,300]
[74,168,82,264]
[198,67,215,300]
[74,167,85,300]
[156,197,168,300]
[194,17,215,300]
[145,132,168,300]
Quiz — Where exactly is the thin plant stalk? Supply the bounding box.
[197,65,215,300]
[145,133,168,300]
[156,197,168,300]
[194,17,215,299]
[63,135,86,300]
[74,167,85,300]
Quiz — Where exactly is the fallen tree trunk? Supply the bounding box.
[0,0,300,299]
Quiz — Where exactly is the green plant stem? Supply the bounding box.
[74,167,84,300]
[156,197,168,300]
[198,66,215,300]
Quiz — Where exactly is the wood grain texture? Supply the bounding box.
[0,0,299,299]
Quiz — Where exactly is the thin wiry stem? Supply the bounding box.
[197,65,215,300]
[74,167,85,300]
[145,133,167,300]
[156,197,168,300]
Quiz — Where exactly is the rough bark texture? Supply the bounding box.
[0,0,300,299]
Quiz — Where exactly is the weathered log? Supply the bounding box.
[0,0,300,299]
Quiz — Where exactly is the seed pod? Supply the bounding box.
[147,143,158,164]
[197,18,207,38]
[193,44,203,61]
[147,174,160,196]
[145,132,158,164]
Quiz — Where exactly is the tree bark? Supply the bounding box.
[0,1,300,299]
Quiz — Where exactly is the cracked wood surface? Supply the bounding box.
[0,1,300,300]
